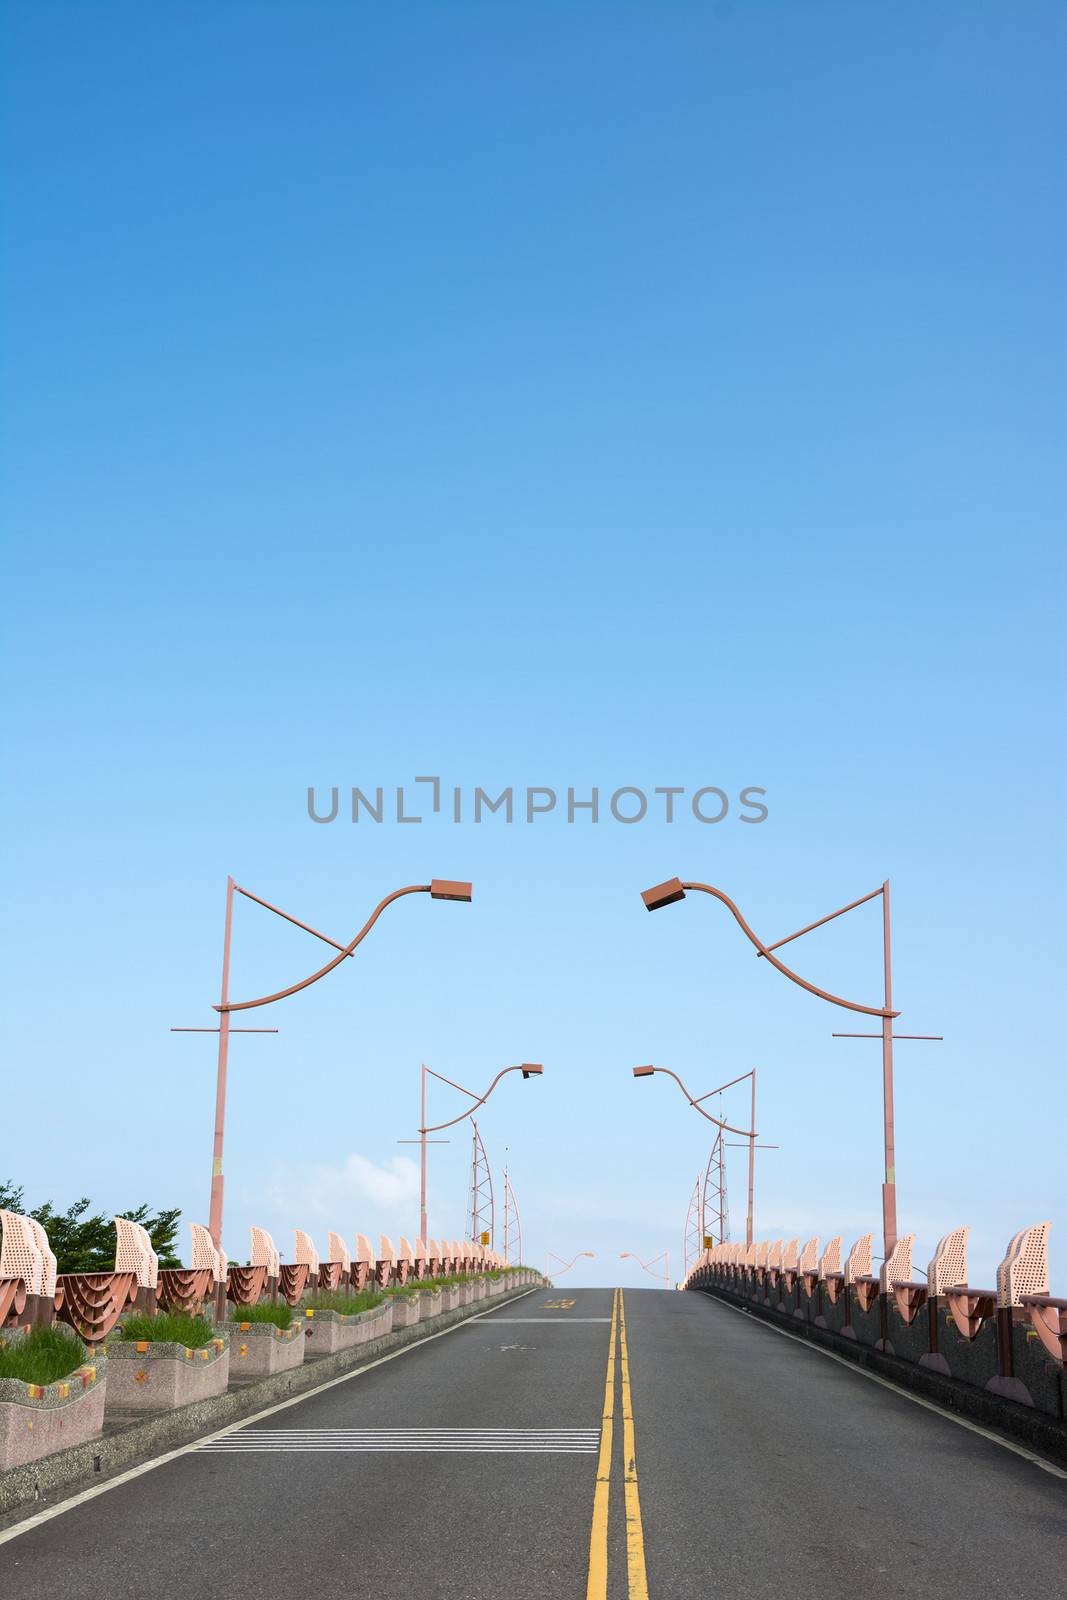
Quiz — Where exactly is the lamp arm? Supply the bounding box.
[219,884,430,1013]
[683,882,898,1019]
[654,1068,756,1137]
[421,1066,523,1133]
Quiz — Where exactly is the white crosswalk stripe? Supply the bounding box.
[200,1427,600,1454]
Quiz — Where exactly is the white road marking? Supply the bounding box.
[473,1318,611,1323]
[200,1427,600,1454]
[704,1292,1067,1481]
[0,1287,541,1546]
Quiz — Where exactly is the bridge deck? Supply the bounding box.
[0,1287,1063,1597]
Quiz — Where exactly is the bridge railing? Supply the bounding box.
[684,1220,1066,1423]
[0,1211,512,1338]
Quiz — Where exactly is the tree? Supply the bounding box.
[0,1182,182,1273]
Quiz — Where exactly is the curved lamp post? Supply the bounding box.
[545,1250,594,1279]
[408,1064,543,1243]
[619,1250,671,1290]
[641,876,940,1259]
[175,876,472,1247]
[634,1065,773,1246]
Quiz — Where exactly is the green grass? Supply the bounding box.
[227,1302,293,1329]
[301,1288,384,1317]
[0,1325,86,1386]
[120,1312,216,1348]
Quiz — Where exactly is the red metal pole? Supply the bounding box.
[881,880,897,1259]
[209,875,234,1248]
[420,1064,428,1244]
[747,1070,756,1247]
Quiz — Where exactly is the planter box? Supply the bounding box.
[441,1287,462,1312]
[300,1300,392,1356]
[0,1339,105,1471]
[389,1295,421,1329]
[418,1292,443,1323]
[105,1333,229,1412]
[228,1319,304,1376]
[457,1284,473,1307]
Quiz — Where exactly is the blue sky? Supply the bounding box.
[3,2,1064,1289]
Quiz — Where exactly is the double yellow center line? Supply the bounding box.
[587,1288,649,1599]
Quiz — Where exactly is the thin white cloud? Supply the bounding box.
[256,1152,422,1246]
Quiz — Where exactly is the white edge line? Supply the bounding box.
[0,1286,541,1546]
[703,1291,1067,1482]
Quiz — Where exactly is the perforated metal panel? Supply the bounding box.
[137,1223,159,1288]
[756,1241,769,1269]
[378,1233,397,1266]
[114,1218,158,1289]
[783,1238,799,1271]
[293,1229,320,1271]
[881,1233,914,1289]
[844,1234,873,1285]
[996,1229,1024,1305]
[927,1227,968,1295]
[250,1226,280,1277]
[27,1217,58,1298]
[1,1210,45,1296]
[819,1236,842,1276]
[996,1221,1051,1307]
[799,1238,818,1274]
[328,1232,351,1271]
[189,1223,226,1282]
[355,1232,375,1264]
[768,1240,783,1271]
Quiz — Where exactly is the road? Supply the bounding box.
[0,1287,1064,1597]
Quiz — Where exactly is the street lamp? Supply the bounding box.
[174,876,472,1247]
[403,1064,543,1243]
[619,1250,671,1290]
[640,876,940,1258]
[545,1250,594,1279]
[634,1064,775,1249]
[631,1065,754,1137]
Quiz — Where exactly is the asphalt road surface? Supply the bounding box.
[0,1287,1064,1598]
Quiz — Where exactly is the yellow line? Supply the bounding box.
[618,1291,650,1600]
[585,1287,619,1600]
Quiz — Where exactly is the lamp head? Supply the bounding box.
[632,1065,655,1079]
[520,1063,543,1079]
[642,877,686,911]
[431,879,473,902]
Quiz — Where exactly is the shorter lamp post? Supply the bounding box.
[620,1250,671,1290]
[401,1064,543,1242]
[545,1250,594,1280]
[633,1063,765,1239]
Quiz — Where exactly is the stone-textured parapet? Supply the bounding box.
[300,1299,392,1356]
[227,1319,304,1376]
[389,1295,421,1328]
[0,1342,105,1471]
[104,1333,229,1411]
[418,1291,443,1322]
